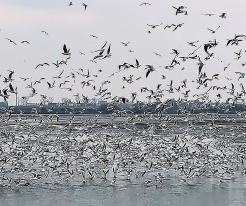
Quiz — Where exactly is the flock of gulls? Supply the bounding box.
[0,1,246,191]
[0,113,246,190]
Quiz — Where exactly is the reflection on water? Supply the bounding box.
[1,178,246,206]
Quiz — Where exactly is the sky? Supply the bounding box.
[0,0,246,105]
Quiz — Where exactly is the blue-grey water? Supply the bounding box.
[1,180,246,206]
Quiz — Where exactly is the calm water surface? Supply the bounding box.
[1,179,246,206]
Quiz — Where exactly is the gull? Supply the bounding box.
[223,63,230,71]
[235,72,245,80]
[202,13,215,16]
[31,88,37,96]
[140,2,151,6]
[171,49,179,56]
[182,90,190,98]
[60,57,71,65]
[219,13,227,18]
[8,83,16,93]
[153,52,162,57]
[102,44,112,59]
[204,40,217,56]
[121,42,130,46]
[100,41,108,50]
[172,23,184,31]
[41,30,48,35]
[145,65,155,78]
[8,70,14,81]
[93,53,103,60]
[157,84,162,90]
[107,44,111,55]
[82,3,88,10]
[33,80,42,85]
[62,44,71,55]
[240,83,246,94]
[226,35,246,46]
[79,51,86,55]
[161,75,166,79]
[59,80,69,88]
[52,60,60,68]
[164,24,176,30]
[90,34,99,39]
[20,77,31,81]
[234,49,242,59]
[187,40,199,47]
[207,26,220,34]
[212,73,219,79]
[0,89,9,101]
[135,59,141,68]
[119,62,134,70]
[35,63,50,69]
[5,38,17,45]
[90,59,97,63]
[20,40,30,44]
[61,87,72,92]
[120,97,127,103]
[3,72,13,83]
[172,6,188,15]
[147,23,163,29]
[175,86,181,92]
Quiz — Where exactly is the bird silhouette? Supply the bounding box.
[62,44,71,55]
[82,3,88,10]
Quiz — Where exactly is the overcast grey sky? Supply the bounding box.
[1,0,246,104]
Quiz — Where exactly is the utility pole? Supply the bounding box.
[15,87,18,106]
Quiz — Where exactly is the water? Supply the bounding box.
[1,180,246,206]
[1,114,246,206]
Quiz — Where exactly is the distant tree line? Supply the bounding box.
[1,99,245,114]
